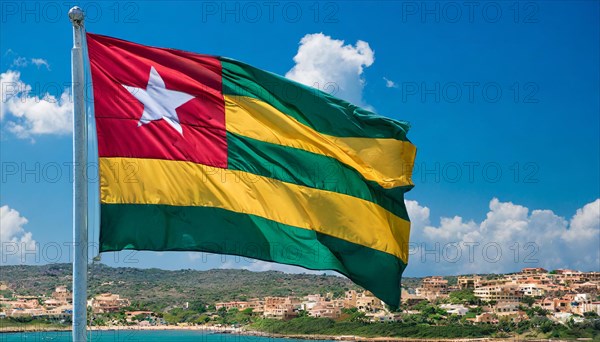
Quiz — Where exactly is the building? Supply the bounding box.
[493,302,519,313]
[474,284,523,303]
[343,290,358,308]
[416,276,448,300]
[519,283,547,297]
[521,268,548,275]
[302,294,323,311]
[458,276,481,290]
[537,296,574,312]
[52,286,72,302]
[43,298,66,309]
[474,312,497,324]
[215,301,250,310]
[440,304,469,316]
[263,297,300,319]
[367,311,400,322]
[496,310,528,323]
[308,302,341,319]
[355,293,384,312]
[90,293,130,314]
[573,282,599,294]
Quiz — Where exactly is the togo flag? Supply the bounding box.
[87,33,416,306]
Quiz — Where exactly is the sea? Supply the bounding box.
[0,331,333,342]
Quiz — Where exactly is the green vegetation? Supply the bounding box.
[0,263,359,311]
[448,289,479,305]
[2,264,600,340]
[521,295,536,307]
[0,317,69,330]
[250,317,496,338]
[249,316,600,340]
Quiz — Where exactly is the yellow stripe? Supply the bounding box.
[224,95,416,189]
[100,157,410,262]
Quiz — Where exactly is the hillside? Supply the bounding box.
[1,263,424,311]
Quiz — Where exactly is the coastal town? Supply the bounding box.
[1,267,599,333]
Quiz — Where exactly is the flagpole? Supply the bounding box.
[69,6,88,342]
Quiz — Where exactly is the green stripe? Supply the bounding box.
[227,132,411,221]
[220,58,410,140]
[100,203,406,306]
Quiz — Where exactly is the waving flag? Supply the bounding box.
[87,33,416,306]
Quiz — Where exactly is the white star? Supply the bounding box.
[122,66,194,135]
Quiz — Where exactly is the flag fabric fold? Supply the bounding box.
[87,33,416,306]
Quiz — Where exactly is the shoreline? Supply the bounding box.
[0,325,569,341]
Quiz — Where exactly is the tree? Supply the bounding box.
[349,311,367,322]
[296,310,309,318]
[449,289,478,305]
[521,296,535,307]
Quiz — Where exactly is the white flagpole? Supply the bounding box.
[69,6,88,342]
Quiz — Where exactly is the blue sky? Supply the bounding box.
[1,1,598,277]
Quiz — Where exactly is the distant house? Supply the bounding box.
[474,312,497,324]
[553,311,577,323]
[496,310,528,323]
[440,304,469,316]
[263,297,300,320]
[215,301,250,310]
[518,283,547,297]
[355,293,384,313]
[344,290,358,308]
[52,286,72,302]
[457,276,482,290]
[416,276,449,300]
[474,284,523,303]
[90,293,130,314]
[493,302,519,313]
[521,268,548,275]
[367,311,400,322]
[573,282,599,294]
[308,303,341,319]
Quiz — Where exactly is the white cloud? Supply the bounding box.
[405,198,600,276]
[0,205,37,264]
[285,33,374,108]
[6,52,50,70]
[0,70,30,121]
[30,58,50,70]
[1,70,72,139]
[563,199,600,242]
[11,57,28,68]
[383,77,398,88]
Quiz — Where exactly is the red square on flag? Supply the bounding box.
[87,33,227,168]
